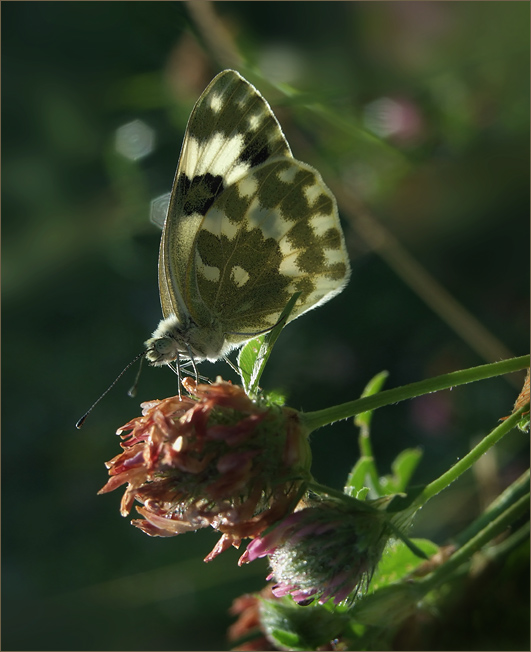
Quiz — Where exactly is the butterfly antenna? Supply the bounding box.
[75,352,146,429]
[128,353,145,397]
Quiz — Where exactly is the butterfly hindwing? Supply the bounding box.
[192,157,349,341]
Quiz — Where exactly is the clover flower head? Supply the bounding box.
[99,377,312,560]
[240,500,389,605]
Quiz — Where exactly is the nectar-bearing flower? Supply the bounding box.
[239,500,390,606]
[99,377,312,560]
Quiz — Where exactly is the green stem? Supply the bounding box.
[354,371,390,494]
[483,522,530,562]
[356,429,382,494]
[301,355,529,432]
[453,469,530,547]
[416,492,529,593]
[411,407,527,509]
[358,425,374,459]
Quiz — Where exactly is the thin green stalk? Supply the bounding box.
[301,355,529,432]
[358,423,375,459]
[355,425,381,494]
[353,371,390,494]
[411,407,528,509]
[416,492,529,593]
[453,469,530,547]
[483,522,530,562]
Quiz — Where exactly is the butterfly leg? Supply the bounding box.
[222,355,240,376]
[172,357,183,399]
[183,344,199,385]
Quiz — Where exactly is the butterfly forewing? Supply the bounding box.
[160,70,292,325]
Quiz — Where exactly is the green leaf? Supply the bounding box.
[380,448,423,494]
[237,335,265,394]
[369,538,439,592]
[349,540,440,627]
[260,597,348,651]
[345,456,376,496]
[237,292,301,396]
[270,628,302,650]
[516,410,530,432]
[356,485,370,501]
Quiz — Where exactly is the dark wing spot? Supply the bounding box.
[180,173,225,216]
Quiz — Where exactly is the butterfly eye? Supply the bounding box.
[154,337,174,355]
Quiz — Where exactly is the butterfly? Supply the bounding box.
[145,69,350,379]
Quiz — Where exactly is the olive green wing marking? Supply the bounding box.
[190,157,351,341]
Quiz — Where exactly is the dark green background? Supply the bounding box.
[3,2,529,650]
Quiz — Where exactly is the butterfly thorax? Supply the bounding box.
[144,314,227,365]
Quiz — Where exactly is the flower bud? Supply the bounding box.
[240,500,389,605]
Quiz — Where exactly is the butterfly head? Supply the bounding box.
[144,315,194,366]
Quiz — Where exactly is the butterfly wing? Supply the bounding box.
[159,69,292,326]
[193,156,350,343]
